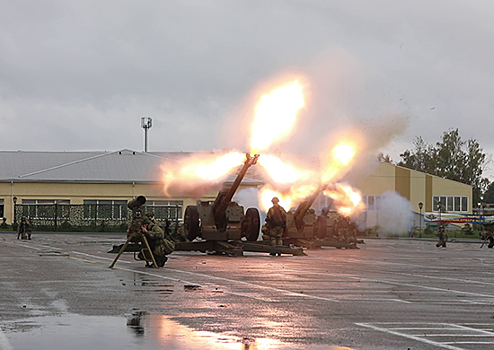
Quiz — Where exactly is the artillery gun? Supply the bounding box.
[282,184,360,249]
[183,153,261,243]
[176,153,305,256]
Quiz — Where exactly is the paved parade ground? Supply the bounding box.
[1,232,494,350]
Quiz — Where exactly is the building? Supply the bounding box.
[0,151,472,231]
[0,150,263,227]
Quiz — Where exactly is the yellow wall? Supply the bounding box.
[353,162,472,214]
[0,181,262,224]
[355,162,396,194]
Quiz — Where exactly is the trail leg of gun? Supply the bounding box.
[109,234,136,268]
[141,235,158,268]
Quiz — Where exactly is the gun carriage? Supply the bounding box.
[177,153,305,256]
[281,184,361,249]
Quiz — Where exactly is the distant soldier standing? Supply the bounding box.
[265,197,287,247]
[436,226,448,247]
[17,216,32,240]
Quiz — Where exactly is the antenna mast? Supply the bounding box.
[141,117,152,152]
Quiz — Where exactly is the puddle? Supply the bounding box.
[0,312,275,350]
[1,312,357,350]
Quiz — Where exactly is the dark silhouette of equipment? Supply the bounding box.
[109,195,159,268]
[177,153,305,256]
[283,184,361,249]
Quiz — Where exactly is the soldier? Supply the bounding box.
[172,222,189,242]
[335,215,351,243]
[436,226,448,247]
[17,216,32,240]
[483,225,494,248]
[265,197,287,248]
[127,208,145,242]
[315,208,329,239]
[141,215,175,267]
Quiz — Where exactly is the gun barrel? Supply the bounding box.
[212,153,259,226]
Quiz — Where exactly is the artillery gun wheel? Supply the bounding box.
[184,205,200,241]
[242,207,261,241]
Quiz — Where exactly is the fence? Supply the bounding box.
[13,203,182,232]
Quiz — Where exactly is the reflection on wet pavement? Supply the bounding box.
[1,312,355,350]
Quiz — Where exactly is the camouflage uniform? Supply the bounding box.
[484,227,494,248]
[336,216,351,243]
[265,197,287,247]
[172,223,189,242]
[436,226,448,247]
[17,217,32,240]
[142,219,175,267]
[127,208,144,242]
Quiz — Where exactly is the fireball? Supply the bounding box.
[250,80,305,154]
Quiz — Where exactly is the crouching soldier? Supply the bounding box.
[141,216,175,267]
[483,225,494,248]
[436,226,448,247]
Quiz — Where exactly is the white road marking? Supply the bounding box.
[356,323,466,350]
[357,322,494,350]
[0,328,13,350]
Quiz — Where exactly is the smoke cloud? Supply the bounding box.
[377,191,414,236]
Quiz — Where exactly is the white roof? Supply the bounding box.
[0,149,263,185]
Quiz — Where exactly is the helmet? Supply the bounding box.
[309,208,315,214]
[145,212,154,218]
[272,197,279,204]
[142,216,152,225]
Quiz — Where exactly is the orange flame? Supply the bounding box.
[180,152,245,180]
[259,188,292,212]
[322,142,357,183]
[324,183,365,217]
[257,154,311,184]
[259,183,317,212]
[250,80,305,153]
[162,151,246,196]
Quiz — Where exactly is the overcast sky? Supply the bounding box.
[1,1,494,180]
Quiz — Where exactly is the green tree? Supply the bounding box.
[484,181,494,204]
[397,136,436,173]
[377,152,393,163]
[398,128,490,206]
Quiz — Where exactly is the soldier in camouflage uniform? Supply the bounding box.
[436,226,448,247]
[335,215,351,243]
[127,208,144,242]
[265,197,287,247]
[141,214,175,267]
[484,225,494,248]
[172,222,189,242]
[17,216,32,240]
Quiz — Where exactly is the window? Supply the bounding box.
[433,195,468,212]
[83,200,127,220]
[144,200,183,220]
[363,196,381,211]
[21,199,70,219]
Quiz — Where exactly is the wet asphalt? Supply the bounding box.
[1,232,494,350]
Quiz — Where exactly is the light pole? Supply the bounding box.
[141,117,152,152]
[481,201,486,228]
[12,196,17,228]
[437,201,442,228]
[418,202,423,231]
